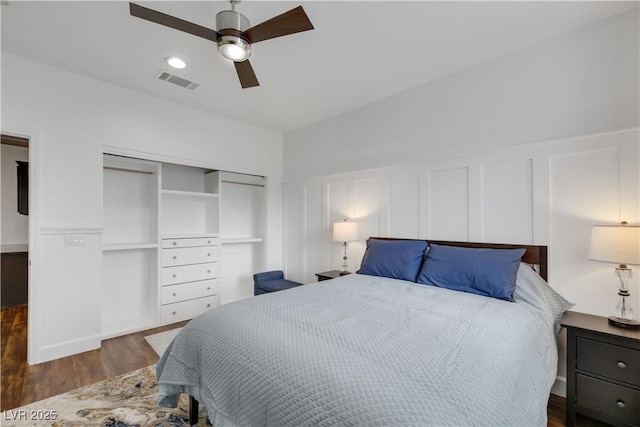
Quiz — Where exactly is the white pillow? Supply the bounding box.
[513,263,574,336]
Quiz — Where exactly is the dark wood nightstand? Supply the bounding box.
[315,270,350,281]
[562,311,640,427]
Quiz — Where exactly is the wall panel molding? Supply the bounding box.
[284,186,306,282]
[548,147,629,318]
[353,177,390,267]
[480,158,534,244]
[389,173,420,238]
[284,129,639,299]
[428,167,469,241]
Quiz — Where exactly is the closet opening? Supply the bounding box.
[101,153,266,339]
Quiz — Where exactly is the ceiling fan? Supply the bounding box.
[129,1,314,89]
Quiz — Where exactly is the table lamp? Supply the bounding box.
[332,219,358,275]
[588,221,640,329]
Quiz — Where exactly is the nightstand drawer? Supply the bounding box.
[577,374,640,426]
[578,337,640,385]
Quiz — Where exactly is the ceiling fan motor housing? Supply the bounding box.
[216,10,250,32]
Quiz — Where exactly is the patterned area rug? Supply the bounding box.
[2,366,208,426]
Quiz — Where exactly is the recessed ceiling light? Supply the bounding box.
[165,57,186,69]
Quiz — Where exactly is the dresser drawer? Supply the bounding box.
[162,246,218,267]
[577,374,640,426]
[161,279,218,305]
[162,263,217,285]
[160,296,218,324]
[578,337,640,385]
[162,237,218,249]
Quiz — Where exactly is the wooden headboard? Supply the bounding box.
[370,238,548,281]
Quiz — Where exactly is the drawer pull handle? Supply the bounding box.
[207,287,211,290]
[172,292,177,297]
[208,253,211,256]
[617,361,627,369]
[172,311,177,315]
[207,270,211,273]
[172,242,177,246]
[172,274,177,278]
[207,304,211,308]
[208,240,211,244]
[173,255,177,259]
[616,400,626,409]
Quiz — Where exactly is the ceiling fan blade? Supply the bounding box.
[242,6,314,44]
[234,60,260,89]
[129,3,219,43]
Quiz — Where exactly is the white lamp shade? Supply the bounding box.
[332,221,358,242]
[588,224,640,265]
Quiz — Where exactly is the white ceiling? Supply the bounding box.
[2,1,637,133]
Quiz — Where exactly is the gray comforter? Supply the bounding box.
[157,268,560,426]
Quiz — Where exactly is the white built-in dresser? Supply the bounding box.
[160,236,219,323]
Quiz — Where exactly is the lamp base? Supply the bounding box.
[608,316,640,329]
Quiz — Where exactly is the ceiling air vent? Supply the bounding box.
[155,70,199,91]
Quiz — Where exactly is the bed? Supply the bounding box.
[156,239,572,426]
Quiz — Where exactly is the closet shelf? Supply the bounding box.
[103,242,158,251]
[222,237,264,244]
[163,233,219,240]
[162,189,219,198]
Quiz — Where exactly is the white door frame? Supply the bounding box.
[1,128,39,364]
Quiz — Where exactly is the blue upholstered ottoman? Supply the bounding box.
[253,270,303,295]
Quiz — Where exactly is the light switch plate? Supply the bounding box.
[65,234,86,246]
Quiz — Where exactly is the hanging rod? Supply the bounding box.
[103,166,153,175]
[221,179,264,188]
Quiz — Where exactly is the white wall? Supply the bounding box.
[1,144,29,246]
[283,8,639,301]
[1,52,284,363]
[282,9,640,397]
[284,9,639,182]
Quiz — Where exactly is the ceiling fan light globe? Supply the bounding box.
[220,44,248,61]
[217,35,251,62]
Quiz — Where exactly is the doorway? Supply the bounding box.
[1,134,29,308]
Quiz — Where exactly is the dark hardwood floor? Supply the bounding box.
[1,304,187,411]
[1,304,611,426]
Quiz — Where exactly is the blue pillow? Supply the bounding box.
[357,239,428,282]
[416,244,525,301]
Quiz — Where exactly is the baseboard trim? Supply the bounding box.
[551,375,567,397]
[30,334,101,365]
